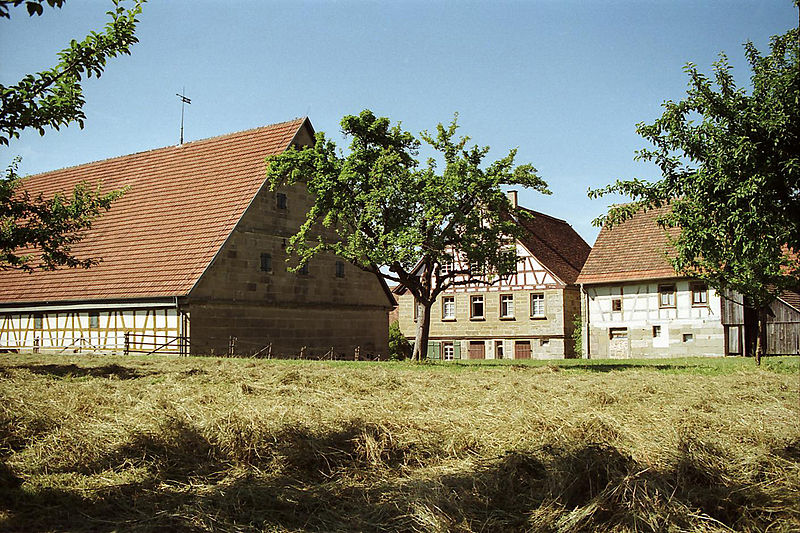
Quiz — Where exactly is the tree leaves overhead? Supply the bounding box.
[1,0,143,271]
[590,26,800,307]
[0,0,144,145]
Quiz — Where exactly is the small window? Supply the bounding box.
[611,298,622,312]
[33,313,43,330]
[691,283,708,306]
[335,260,345,278]
[413,299,421,322]
[683,333,694,342]
[442,342,455,361]
[89,312,100,329]
[500,294,514,318]
[539,338,550,347]
[442,296,455,320]
[495,341,504,359]
[276,192,287,209]
[652,325,661,337]
[470,295,485,319]
[260,253,272,272]
[609,327,628,339]
[469,260,484,275]
[530,293,546,318]
[440,257,453,276]
[659,284,676,308]
[297,263,308,276]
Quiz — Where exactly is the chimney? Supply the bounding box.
[506,190,518,208]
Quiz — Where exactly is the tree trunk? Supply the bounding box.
[754,306,766,366]
[411,302,432,362]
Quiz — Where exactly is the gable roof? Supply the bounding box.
[514,207,591,285]
[0,118,310,304]
[392,205,591,295]
[576,205,679,285]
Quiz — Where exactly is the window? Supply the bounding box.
[276,192,287,209]
[442,342,454,361]
[413,299,422,322]
[652,325,661,337]
[530,293,545,318]
[539,338,550,346]
[470,295,485,319]
[89,312,99,329]
[659,284,676,308]
[611,298,622,312]
[609,327,628,339]
[691,283,708,306]
[33,313,43,329]
[469,260,484,275]
[297,263,308,275]
[500,294,514,318]
[495,340,505,359]
[335,261,345,278]
[442,296,455,320]
[260,253,272,272]
[440,258,453,276]
[683,333,694,343]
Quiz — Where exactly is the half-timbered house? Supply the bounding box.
[394,193,591,359]
[576,207,800,358]
[0,118,394,357]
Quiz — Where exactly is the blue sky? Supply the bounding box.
[1,0,796,243]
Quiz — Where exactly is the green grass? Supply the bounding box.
[1,353,798,532]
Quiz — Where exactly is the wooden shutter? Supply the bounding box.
[427,341,440,359]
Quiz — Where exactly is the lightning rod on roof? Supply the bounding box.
[176,88,191,144]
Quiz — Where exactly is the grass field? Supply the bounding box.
[1,354,798,532]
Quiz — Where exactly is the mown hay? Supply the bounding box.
[0,354,797,532]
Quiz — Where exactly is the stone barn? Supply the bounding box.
[0,118,394,357]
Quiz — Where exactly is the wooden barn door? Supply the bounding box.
[468,341,485,359]
[514,340,531,359]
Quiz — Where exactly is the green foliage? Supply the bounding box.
[0,0,143,270]
[571,313,582,358]
[0,0,144,145]
[590,27,800,309]
[388,320,411,360]
[266,110,549,360]
[1,158,125,271]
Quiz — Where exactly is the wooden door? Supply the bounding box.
[468,341,485,359]
[514,340,531,359]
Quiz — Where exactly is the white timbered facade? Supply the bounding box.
[395,198,591,360]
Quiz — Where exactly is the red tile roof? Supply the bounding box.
[0,118,307,304]
[515,207,591,284]
[576,206,679,285]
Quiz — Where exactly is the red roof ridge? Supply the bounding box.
[23,117,306,180]
[517,205,568,225]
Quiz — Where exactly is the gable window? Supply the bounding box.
[530,293,545,318]
[659,284,676,308]
[276,192,287,210]
[691,283,708,306]
[260,253,272,272]
[335,260,345,278]
[440,258,453,276]
[442,296,455,320]
[500,294,514,318]
[611,298,622,312]
[89,312,100,329]
[470,295,485,319]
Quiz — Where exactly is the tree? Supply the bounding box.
[1,0,144,270]
[266,110,549,361]
[590,25,799,364]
